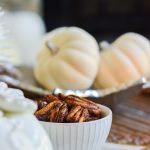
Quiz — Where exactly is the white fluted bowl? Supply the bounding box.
[40,105,112,150]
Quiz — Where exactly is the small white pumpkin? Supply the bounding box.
[34,27,100,90]
[94,32,150,89]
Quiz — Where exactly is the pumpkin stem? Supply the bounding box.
[99,41,110,50]
[46,41,58,55]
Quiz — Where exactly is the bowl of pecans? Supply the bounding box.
[35,94,112,150]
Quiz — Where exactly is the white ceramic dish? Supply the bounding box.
[40,105,112,150]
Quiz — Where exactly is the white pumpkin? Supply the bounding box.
[94,32,150,89]
[34,27,100,90]
[0,82,53,150]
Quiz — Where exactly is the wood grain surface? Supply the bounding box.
[108,92,150,149]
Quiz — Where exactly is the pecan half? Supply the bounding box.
[35,100,62,120]
[49,101,63,122]
[44,94,59,103]
[79,108,89,123]
[35,101,55,116]
[73,108,83,122]
[36,100,48,110]
[66,106,82,122]
[88,108,101,118]
[64,95,99,110]
[57,103,68,123]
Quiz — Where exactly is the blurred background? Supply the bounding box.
[1,0,150,65]
[44,0,150,40]
[1,0,150,38]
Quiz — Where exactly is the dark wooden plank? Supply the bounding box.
[108,88,150,149]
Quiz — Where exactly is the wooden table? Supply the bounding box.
[108,91,150,149]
